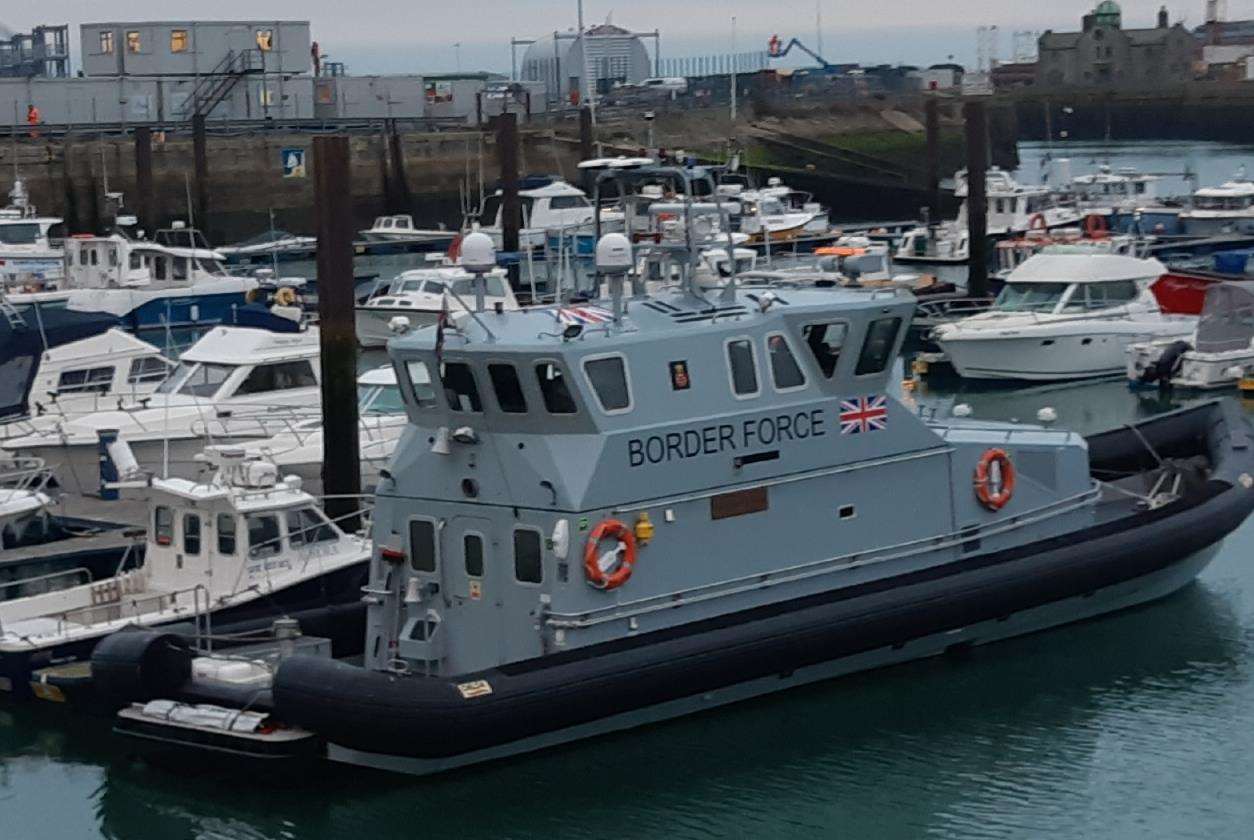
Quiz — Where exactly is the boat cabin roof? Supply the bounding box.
[180,325,320,366]
[1005,253,1166,284]
[1195,180,1254,198]
[41,328,162,365]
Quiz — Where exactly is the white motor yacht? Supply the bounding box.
[1127,281,1254,390]
[1,325,323,485]
[479,178,620,252]
[354,267,519,348]
[246,365,410,486]
[0,447,370,696]
[737,177,831,244]
[1069,164,1159,217]
[896,168,1084,265]
[933,252,1194,381]
[1180,172,1254,236]
[359,215,457,246]
[0,180,64,287]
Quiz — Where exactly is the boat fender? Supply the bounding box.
[584,519,637,590]
[91,628,194,705]
[974,448,1015,512]
[1028,213,1048,232]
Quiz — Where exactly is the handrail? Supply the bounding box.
[0,566,92,600]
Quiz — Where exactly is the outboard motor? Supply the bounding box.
[1140,340,1191,389]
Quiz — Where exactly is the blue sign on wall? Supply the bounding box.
[281,147,307,178]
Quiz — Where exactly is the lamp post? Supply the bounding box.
[730,16,738,123]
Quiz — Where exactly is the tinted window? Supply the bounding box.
[767,334,805,389]
[442,362,482,412]
[549,195,589,210]
[154,506,173,546]
[183,514,201,555]
[536,362,576,414]
[287,508,337,547]
[585,356,631,412]
[236,361,317,395]
[803,322,848,379]
[464,533,484,578]
[128,356,170,384]
[513,529,543,583]
[404,360,437,407]
[57,366,114,394]
[855,317,902,376]
[727,339,759,396]
[409,519,437,572]
[217,513,237,555]
[489,363,527,413]
[248,514,281,558]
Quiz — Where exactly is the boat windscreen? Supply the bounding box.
[993,282,1069,313]
[156,361,236,397]
[360,384,406,414]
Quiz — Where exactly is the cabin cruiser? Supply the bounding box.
[895,168,1084,266]
[5,231,256,332]
[246,366,410,486]
[0,330,172,443]
[360,215,457,248]
[97,165,1254,774]
[1180,173,1254,236]
[355,267,519,348]
[478,178,618,252]
[0,447,370,697]
[1127,282,1254,390]
[1069,164,1159,217]
[0,180,64,288]
[734,178,831,244]
[0,457,54,549]
[2,324,322,485]
[994,229,1142,279]
[933,252,1194,381]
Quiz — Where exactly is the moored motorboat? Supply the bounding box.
[354,266,519,348]
[1127,281,1254,390]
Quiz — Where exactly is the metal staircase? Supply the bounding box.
[179,49,263,120]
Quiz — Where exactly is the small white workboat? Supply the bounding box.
[1127,281,1254,390]
[354,267,519,349]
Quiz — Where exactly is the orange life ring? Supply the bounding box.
[974,448,1015,511]
[1083,213,1109,239]
[1028,213,1048,232]
[584,518,637,590]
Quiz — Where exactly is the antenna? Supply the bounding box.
[816,1,824,61]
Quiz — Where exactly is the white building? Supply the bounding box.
[519,23,655,106]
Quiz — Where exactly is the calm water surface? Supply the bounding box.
[6,145,1254,839]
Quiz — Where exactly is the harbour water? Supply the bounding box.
[6,144,1254,839]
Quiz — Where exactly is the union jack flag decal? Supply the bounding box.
[556,305,613,326]
[840,395,888,434]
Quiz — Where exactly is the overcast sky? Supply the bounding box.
[8,1,1252,74]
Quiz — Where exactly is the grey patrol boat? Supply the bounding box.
[105,166,1254,774]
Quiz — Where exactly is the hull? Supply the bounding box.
[1181,215,1254,237]
[0,559,368,698]
[940,327,1193,381]
[10,435,257,488]
[272,402,1254,773]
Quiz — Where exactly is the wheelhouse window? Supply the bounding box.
[408,519,437,573]
[726,339,759,397]
[513,529,543,584]
[183,514,201,555]
[0,223,40,245]
[170,29,188,53]
[441,362,483,412]
[766,334,806,390]
[287,508,337,547]
[236,361,318,395]
[217,513,237,555]
[1061,280,1139,313]
[802,322,848,379]
[404,360,437,407]
[156,362,234,397]
[57,366,114,395]
[154,506,174,546]
[247,514,281,559]
[489,363,528,413]
[549,195,591,210]
[464,533,485,578]
[127,356,170,385]
[993,282,1069,313]
[855,317,902,376]
[584,356,631,413]
[536,362,576,414]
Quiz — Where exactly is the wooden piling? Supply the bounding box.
[925,97,940,221]
[963,100,989,298]
[496,113,521,287]
[313,135,362,530]
[134,126,155,233]
[192,114,209,239]
[578,104,593,192]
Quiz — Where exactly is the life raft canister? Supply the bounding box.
[974,448,1015,511]
[584,519,637,590]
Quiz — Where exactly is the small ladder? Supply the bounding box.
[0,293,27,330]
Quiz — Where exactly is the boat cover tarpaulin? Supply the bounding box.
[1197,283,1254,353]
[0,305,120,418]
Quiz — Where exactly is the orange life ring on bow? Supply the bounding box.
[584,518,637,590]
[1028,213,1048,232]
[974,448,1015,511]
[1083,213,1109,239]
